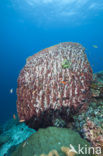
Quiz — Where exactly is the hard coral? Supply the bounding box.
[17,42,92,129]
[11,127,90,156]
[40,150,59,156]
[40,147,76,156]
[61,146,76,156]
[83,119,103,149]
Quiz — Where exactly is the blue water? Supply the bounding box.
[0,0,103,124]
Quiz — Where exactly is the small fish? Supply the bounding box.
[13,114,16,120]
[92,45,98,48]
[19,119,25,123]
[60,81,67,85]
[10,88,13,94]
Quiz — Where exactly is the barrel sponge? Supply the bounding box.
[17,42,93,129]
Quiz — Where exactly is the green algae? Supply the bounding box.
[62,59,71,69]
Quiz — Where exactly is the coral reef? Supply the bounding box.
[17,42,92,129]
[73,100,103,132]
[91,71,103,98]
[0,118,35,156]
[40,147,76,156]
[0,135,10,147]
[83,119,103,149]
[40,150,59,156]
[11,127,90,156]
[1,71,103,156]
[61,146,76,156]
[73,71,103,155]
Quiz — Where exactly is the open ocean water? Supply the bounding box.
[0,0,103,156]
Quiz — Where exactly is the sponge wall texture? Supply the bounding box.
[17,42,92,129]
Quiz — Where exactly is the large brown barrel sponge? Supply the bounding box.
[17,42,93,129]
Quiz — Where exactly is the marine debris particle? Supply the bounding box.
[10,88,13,94]
[92,45,98,48]
[19,119,25,123]
[17,42,93,130]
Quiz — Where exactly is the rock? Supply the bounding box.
[17,42,92,130]
[11,127,91,156]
